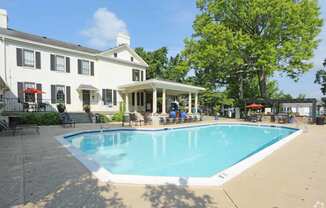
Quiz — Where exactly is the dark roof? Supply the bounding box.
[0,27,101,54]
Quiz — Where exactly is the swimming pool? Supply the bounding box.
[58,124,301,186]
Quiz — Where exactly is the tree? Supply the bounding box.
[184,0,323,98]
[164,54,189,82]
[135,47,190,81]
[135,47,169,79]
[315,59,326,95]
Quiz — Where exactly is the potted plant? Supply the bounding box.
[83,105,91,113]
[56,103,66,113]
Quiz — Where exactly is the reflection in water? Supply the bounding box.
[79,132,133,154]
[69,125,296,177]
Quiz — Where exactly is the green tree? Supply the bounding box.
[135,47,168,79]
[184,0,323,98]
[164,54,189,82]
[315,59,326,95]
[135,47,190,81]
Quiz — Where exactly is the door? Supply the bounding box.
[82,90,90,106]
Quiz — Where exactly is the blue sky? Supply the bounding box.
[1,0,325,98]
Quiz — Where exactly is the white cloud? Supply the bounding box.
[81,8,128,49]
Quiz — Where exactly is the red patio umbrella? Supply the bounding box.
[246,103,264,109]
[24,88,45,94]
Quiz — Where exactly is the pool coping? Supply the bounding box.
[55,122,303,187]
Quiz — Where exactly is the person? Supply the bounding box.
[169,111,176,118]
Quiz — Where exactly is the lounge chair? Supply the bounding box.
[59,113,76,128]
[144,113,152,125]
[0,119,39,136]
[129,112,144,126]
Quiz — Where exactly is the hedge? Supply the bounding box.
[19,112,61,125]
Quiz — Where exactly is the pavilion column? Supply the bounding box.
[162,89,166,114]
[195,92,198,114]
[125,93,129,113]
[188,92,192,114]
[134,91,138,112]
[152,88,157,114]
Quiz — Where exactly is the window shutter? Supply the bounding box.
[17,82,24,103]
[66,86,71,104]
[16,48,23,66]
[137,92,140,106]
[51,85,56,104]
[66,57,70,73]
[102,89,106,105]
[36,83,42,103]
[141,71,144,81]
[132,92,135,106]
[132,69,135,81]
[90,61,94,76]
[50,54,56,71]
[113,90,117,106]
[141,92,144,106]
[78,59,82,74]
[35,52,41,69]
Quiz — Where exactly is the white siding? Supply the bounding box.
[1,38,147,113]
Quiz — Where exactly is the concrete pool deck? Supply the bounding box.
[0,121,325,208]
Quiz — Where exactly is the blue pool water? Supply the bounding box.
[65,125,297,177]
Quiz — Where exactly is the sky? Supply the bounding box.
[0,0,325,98]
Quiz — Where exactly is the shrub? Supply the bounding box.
[56,103,66,113]
[20,112,60,125]
[111,112,124,122]
[98,114,111,123]
[111,102,126,122]
[83,105,90,113]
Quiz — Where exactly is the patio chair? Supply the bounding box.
[23,102,29,112]
[129,112,143,126]
[144,113,152,125]
[59,113,76,128]
[37,103,47,112]
[134,112,145,126]
[0,119,39,136]
[247,115,258,122]
[0,120,23,136]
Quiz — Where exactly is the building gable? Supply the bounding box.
[100,45,148,67]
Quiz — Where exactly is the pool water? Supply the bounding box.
[65,125,297,177]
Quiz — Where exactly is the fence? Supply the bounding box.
[0,97,57,112]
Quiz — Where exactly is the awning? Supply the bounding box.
[77,84,98,91]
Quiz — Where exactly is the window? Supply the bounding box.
[23,49,35,67]
[103,89,117,106]
[81,60,90,75]
[103,89,113,105]
[132,69,140,81]
[55,85,65,103]
[131,57,134,62]
[24,82,35,103]
[114,53,118,58]
[55,55,65,71]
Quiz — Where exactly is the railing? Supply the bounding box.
[0,97,57,112]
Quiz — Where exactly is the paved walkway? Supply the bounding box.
[0,122,325,208]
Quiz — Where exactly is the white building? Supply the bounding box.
[0,9,204,115]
